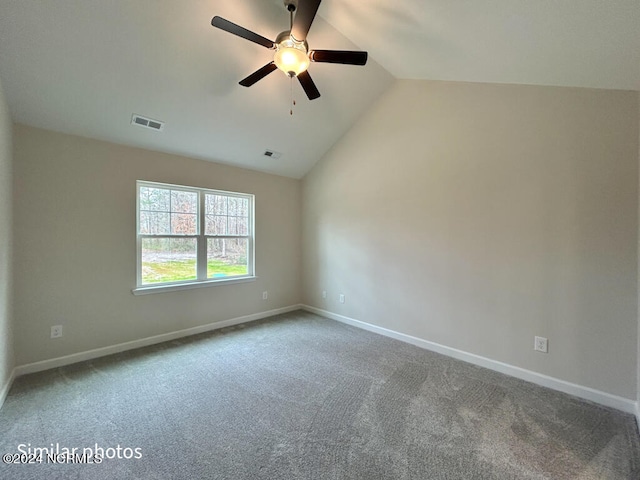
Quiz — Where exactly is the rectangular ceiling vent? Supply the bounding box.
[264,149,282,159]
[131,114,164,131]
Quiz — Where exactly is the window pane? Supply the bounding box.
[140,187,170,212]
[171,190,197,214]
[171,213,197,235]
[140,188,197,234]
[207,238,248,278]
[141,237,197,284]
[205,194,227,215]
[205,215,227,235]
[228,216,238,235]
[139,211,170,234]
[205,215,215,235]
[236,217,248,235]
[227,197,239,216]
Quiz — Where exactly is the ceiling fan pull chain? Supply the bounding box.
[290,76,294,116]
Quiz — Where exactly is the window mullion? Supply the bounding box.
[197,192,207,280]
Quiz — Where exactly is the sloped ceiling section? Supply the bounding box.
[0,0,394,178]
[321,0,640,91]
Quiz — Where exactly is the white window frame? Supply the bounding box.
[133,181,255,295]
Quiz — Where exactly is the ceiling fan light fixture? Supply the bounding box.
[211,0,367,101]
[274,37,310,77]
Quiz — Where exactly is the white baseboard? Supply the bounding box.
[0,367,16,410]
[636,403,640,432]
[14,305,302,377]
[302,305,637,415]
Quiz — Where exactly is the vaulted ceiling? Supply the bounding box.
[0,0,638,178]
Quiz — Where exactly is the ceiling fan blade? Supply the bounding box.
[239,62,278,87]
[211,16,275,49]
[310,50,368,66]
[297,70,321,100]
[291,0,322,42]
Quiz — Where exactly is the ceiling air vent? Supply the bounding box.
[131,114,165,131]
[264,149,282,159]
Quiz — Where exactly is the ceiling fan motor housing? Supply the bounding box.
[275,30,307,50]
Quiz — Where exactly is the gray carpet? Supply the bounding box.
[0,310,638,479]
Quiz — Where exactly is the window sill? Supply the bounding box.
[132,276,257,296]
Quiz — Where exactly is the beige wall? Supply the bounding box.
[13,125,301,365]
[0,76,14,391]
[302,80,639,399]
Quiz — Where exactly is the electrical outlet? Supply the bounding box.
[339,294,345,304]
[534,336,548,353]
[51,325,63,339]
[262,291,268,300]
[322,290,327,299]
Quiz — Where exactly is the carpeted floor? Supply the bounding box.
[0,310,638,479]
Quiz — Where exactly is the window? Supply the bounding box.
[135,181,254,293]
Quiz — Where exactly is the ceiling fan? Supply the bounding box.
[211,0,368,101]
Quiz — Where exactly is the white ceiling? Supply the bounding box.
[0,1,638,179]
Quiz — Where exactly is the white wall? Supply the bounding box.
[302,80,639,400]
[0,75,14,395]
[12,125,301,365]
